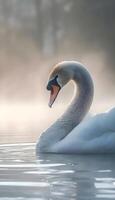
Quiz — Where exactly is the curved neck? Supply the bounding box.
[61,64,94,126]
[38,63,94,152]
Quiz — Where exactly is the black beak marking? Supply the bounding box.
[46,75,60,91]
[47,83,52,91]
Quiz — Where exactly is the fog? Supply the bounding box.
[0,0,115,143]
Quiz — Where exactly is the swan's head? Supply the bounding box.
[47,61,71,107]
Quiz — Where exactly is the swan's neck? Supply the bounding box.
[38,63,94,152]
[62,66,94,126]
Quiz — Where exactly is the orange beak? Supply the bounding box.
[48,85,60,107]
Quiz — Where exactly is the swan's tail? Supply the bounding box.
[104,108,115,131]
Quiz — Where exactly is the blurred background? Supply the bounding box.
[0,0,115,144]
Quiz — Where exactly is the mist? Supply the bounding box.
[0,0,115,143]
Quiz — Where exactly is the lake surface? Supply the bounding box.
[0,143,115,200]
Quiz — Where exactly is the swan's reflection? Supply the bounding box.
[36,153,115,199]
[0,144,115,199]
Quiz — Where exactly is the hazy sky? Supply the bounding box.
[0,0,115,102]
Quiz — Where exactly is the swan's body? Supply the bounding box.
[36,61,115,154]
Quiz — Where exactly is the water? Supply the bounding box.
[0,144,115,199]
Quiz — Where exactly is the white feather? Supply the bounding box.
[36,61,115,154]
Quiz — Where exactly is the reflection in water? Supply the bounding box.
[0,144,115,199]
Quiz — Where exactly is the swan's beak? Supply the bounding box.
[48,85,60,108]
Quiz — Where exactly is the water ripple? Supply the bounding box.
[0,181,49,187]
[0,144,115,200]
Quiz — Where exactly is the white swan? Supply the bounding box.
[36,61,115,154]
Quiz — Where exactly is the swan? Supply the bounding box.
[36,61,115,154]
